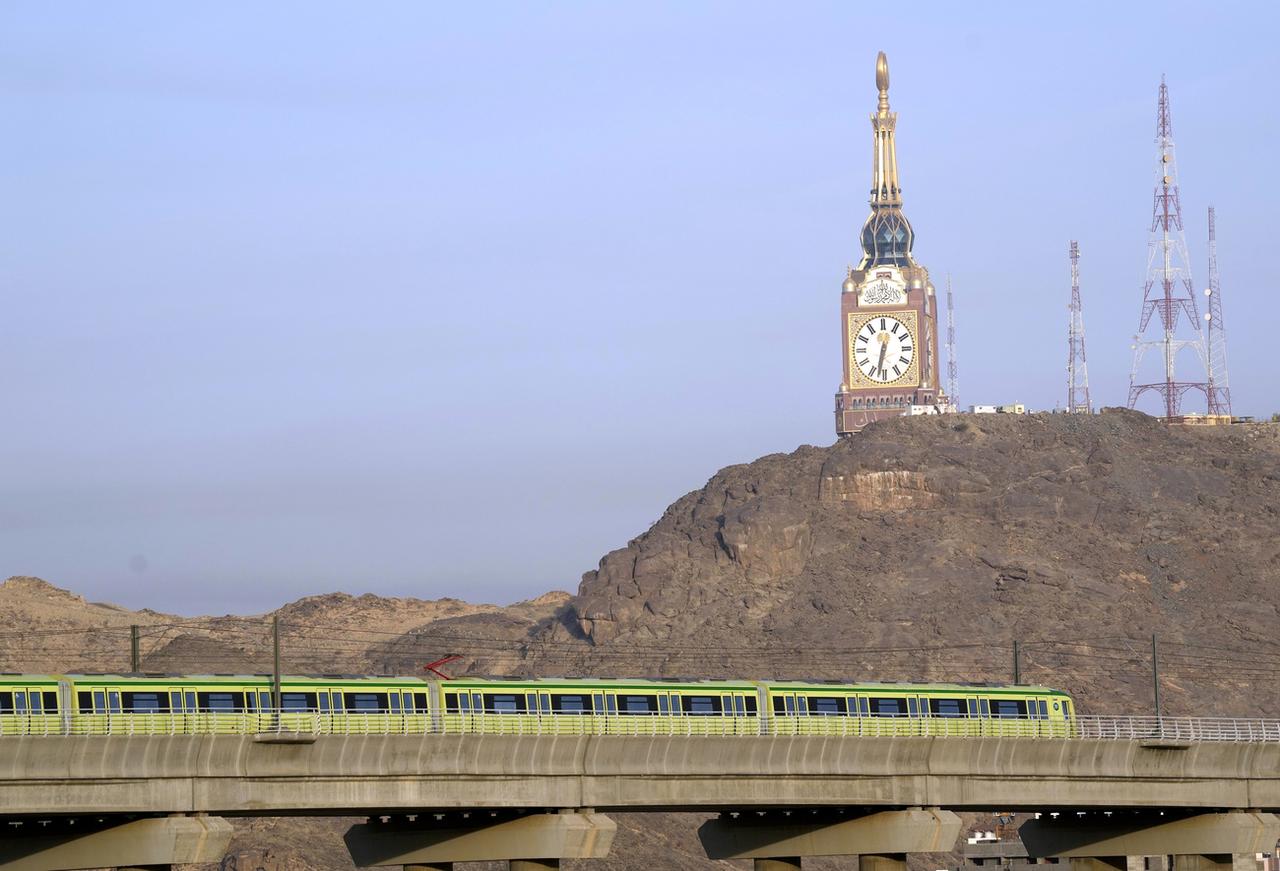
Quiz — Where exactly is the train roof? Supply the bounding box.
[0,673,1069,696]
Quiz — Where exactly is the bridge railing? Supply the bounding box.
[4,713,1280,741]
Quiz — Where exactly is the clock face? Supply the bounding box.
[853,315,915,383]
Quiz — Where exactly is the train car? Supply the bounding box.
[436,677,761,736]
[0,675,63,736]
[64,674,434,736]
[764,681,1074,737]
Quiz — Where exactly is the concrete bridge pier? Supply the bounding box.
[0,815,232,871]
[698,807,963,868]
[343,811,615,869]
[753,859,802,870]
[1020,811,1280,871]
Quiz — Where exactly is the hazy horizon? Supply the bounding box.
[4,2,1277,613]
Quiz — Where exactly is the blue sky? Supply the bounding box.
[2,2,1276,613]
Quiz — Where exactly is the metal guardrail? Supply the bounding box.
[3,713,1280,741]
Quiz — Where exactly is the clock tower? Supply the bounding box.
[835,52,946,435]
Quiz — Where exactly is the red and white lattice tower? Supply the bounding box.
[1067,241,1092,414]
[1204,206,1232,416]
[945,274,958,411]
[1127,76,1208,419]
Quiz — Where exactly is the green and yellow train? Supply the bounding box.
[0,673,1075,737]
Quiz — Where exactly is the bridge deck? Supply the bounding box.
[0,732,1277,817]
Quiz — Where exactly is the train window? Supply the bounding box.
[968,699,979,717]
[869,697,905,717]
[773,697,787,715]
[526,693,538,713]
[733,696,746,716]
[810,697,845,716]
[552,694,590,713]
[859,697,870,717]
[907,698,919,717]
[605,695,618,715]
[0,692,12,713]
[28,692,42,714]
[183,692,195,712]
[658,695,670,715]
[682,695,722,716]
[348,693,385,712]
[281,693,314,712]
[485,693,522,714]
[318,693,329,713]
[109,692,122,714]
[388,694,401,713]
[125,692,164,712]
[15,693,27,714]
[74,691,91,713]
[979,698,990,717]
[621,695,656,714]
[247,693,258,711]
[444,693,460,712]
[930,698,965,718]
[93,691,106,714]
[200,692,240,712]
[592,694,604,713]
[415,693,429,712]
[745,696,758,714]
[993,700,1027,719]
[471,692,483,711]
[797,696,808,715]
[42,692,57,712]
[401,694,414,713]
[1038,700,1049,719]
[784,696,795,715]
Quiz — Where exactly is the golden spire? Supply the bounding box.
[869,50,901,207]
[858,50,915,268]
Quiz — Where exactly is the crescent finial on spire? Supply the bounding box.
[876,51,890,111]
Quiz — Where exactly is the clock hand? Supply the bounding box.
[877,336,888,374]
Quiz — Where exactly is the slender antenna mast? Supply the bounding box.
[1127,77,1208,420]
[945,274,958,410]
[1067,241,1092,414]
[1204,206,1232,416]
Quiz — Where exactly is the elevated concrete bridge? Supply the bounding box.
[2,726,1279,871]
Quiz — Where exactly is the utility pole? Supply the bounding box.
[1152,634,1162,723]
[1013,640,1021,685]
[272,615,282,714]
[1067,241,1092,413]
[129,625,140,673]
[1204,206,1232,416]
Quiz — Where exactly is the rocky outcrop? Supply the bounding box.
[557,411,1280,716]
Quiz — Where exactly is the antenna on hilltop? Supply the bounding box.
[1126,77,1209,420]
[1204,206,1232,416]
[1067,241,1092,414]
[945,274,958,411]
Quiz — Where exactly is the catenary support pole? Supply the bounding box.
[272,615,282,716]
[1152,634,1162,723]
[1013,640,1021,685]
[130,625,140,673]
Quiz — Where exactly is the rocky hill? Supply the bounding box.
[5,409,1279,870]
[538,409,1280,717]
